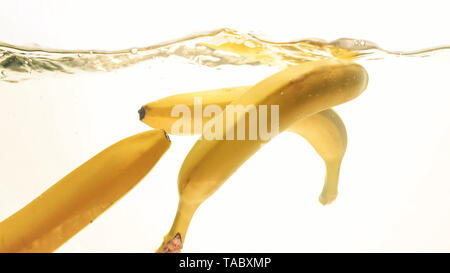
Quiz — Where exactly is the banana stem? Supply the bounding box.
[156,201,200,253]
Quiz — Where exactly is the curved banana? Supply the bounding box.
[287,109,346,205]
[139,86,250,134]
[140,86,347,205]
[156,60,368,252]
[0,129,171,253]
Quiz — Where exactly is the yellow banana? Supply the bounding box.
[140,86,347,205]
[0,129,171,253]
[156,60,368,252]
[287,109,346,205]
[139,86,250,134]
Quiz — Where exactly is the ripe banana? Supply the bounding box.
[140,86,347,205]
[139,86,250,135]
[156,59,368,252]
[287,109,346,205]
[0,129,171,253]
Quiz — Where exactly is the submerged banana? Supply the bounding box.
[140,86,347,205]
[139,86,250,134]
[0,129,170,253]
[156,60,368,252]
[287,109,346,205]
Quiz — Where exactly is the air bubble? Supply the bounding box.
[131,48,138,54]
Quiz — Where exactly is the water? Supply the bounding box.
[2,28,449,83]
[1,28,450,252]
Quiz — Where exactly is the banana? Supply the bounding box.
[156,60,368,252]
[287,109,346,205]
[0,129,171,253]
[139,86,250,135]
[140,86,347,205]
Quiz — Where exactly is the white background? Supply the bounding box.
[1,0,450,51]
[1,0,450,252]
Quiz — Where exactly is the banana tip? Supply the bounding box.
[319,194,337,206]
[138,106,146,120]
[161,129,171,142]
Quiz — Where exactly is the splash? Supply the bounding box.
[0,28,449,83]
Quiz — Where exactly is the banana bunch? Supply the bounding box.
[139,59,369,252]
[0,129,171,253]
[140,86,347,206]
[0,59,368,253]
